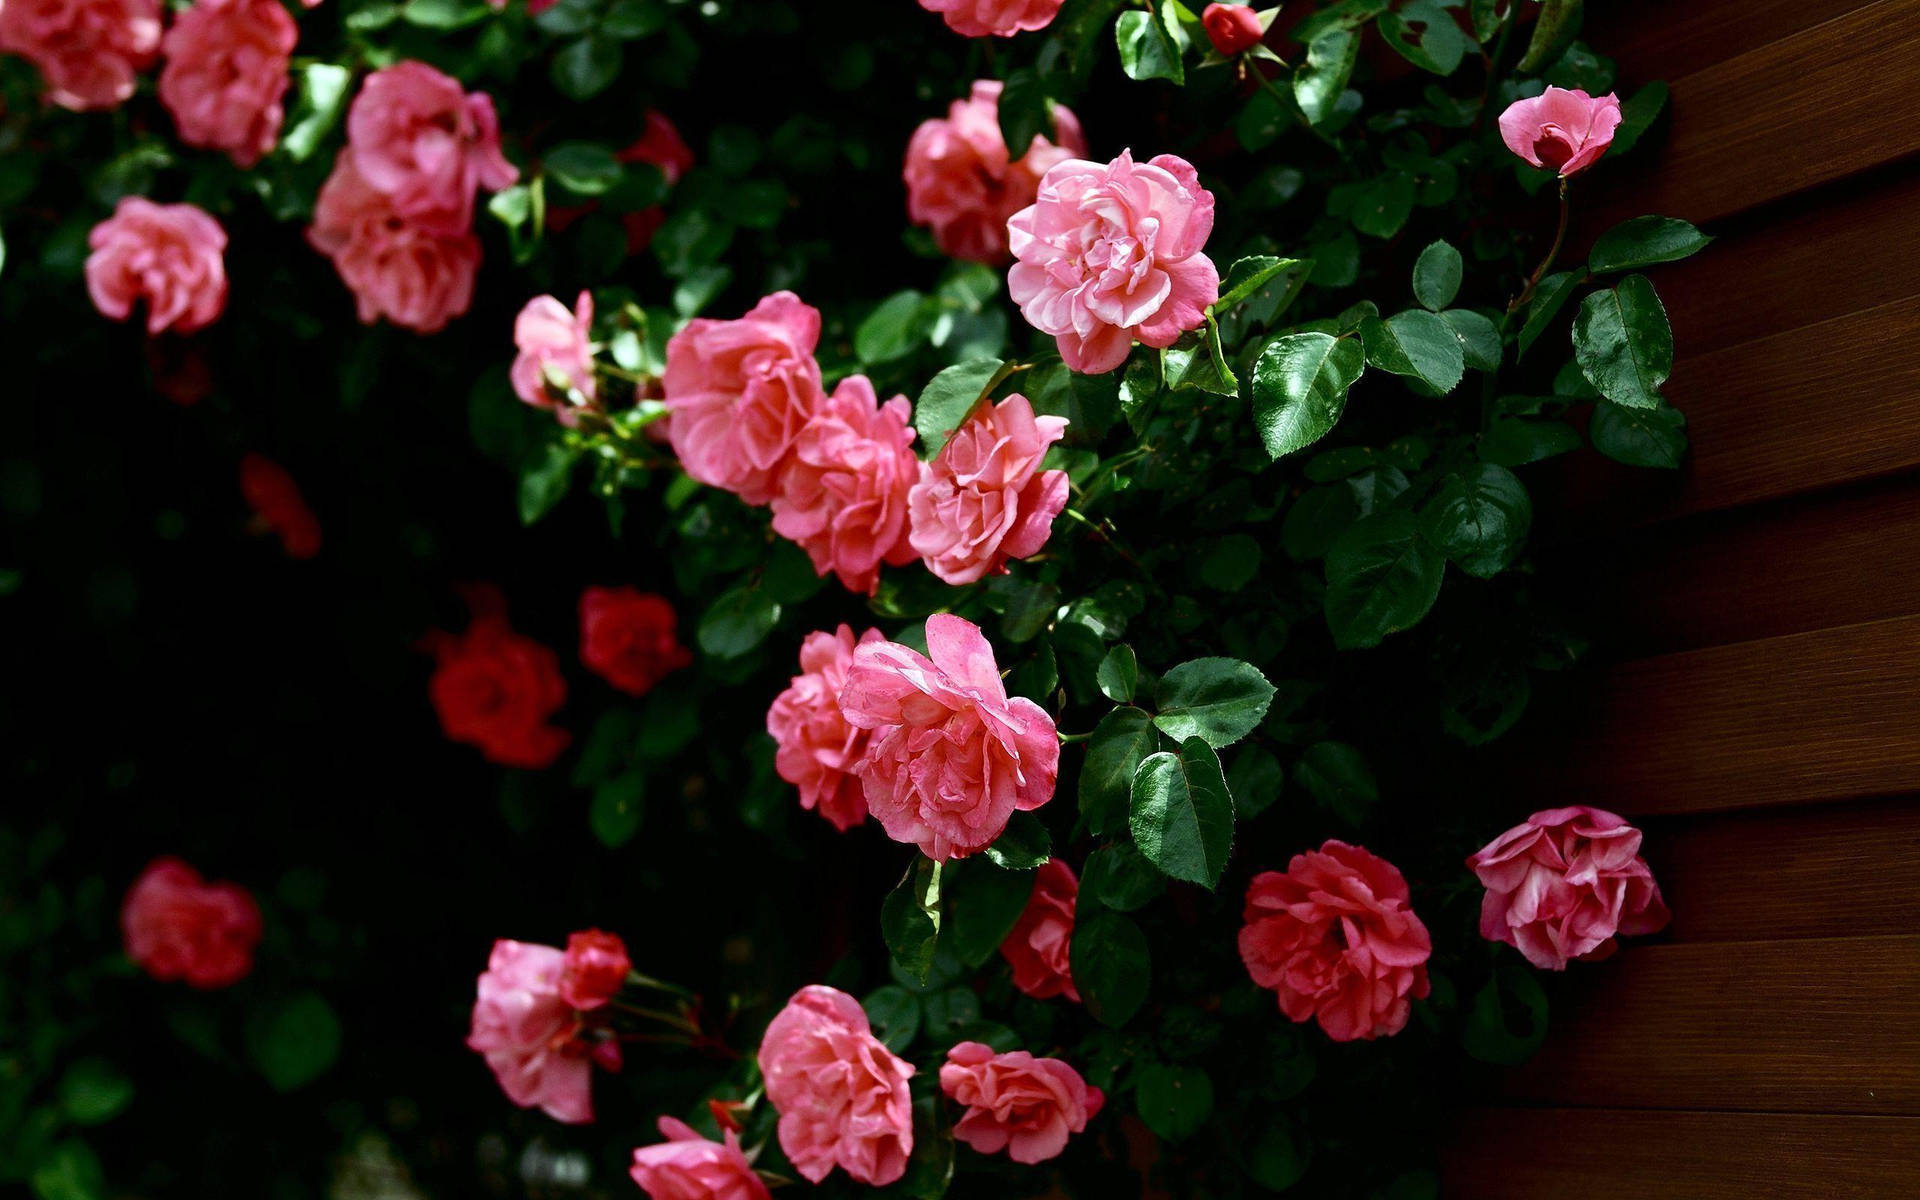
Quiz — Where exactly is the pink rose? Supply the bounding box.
[157,0,297,169]
[662,291,827,505]
[558,928,630,1011]
[85,197,228,336]
[510,291,598,423]
[1000,858,1079,1002]
[1498,87,1623,178]
[344,60,517,231]
[769,376,919,595]
[1238,841,1432,1043]
[939,1042,1103,1164]
[630,1117,771,1200]
[1009,150,1220,374]
[757,985,915,1186]
[904,80,1086,265]
[1201,3,1263,55]
[907,393,1068,586]
[0,0,159,111]
[839,614,1060,860]
[1466,805,1671,970]
[917,0,1063,38]
[767,625,885,832]
[466,939,618,1124]
[121,857,262,988]
[307,152,480,333]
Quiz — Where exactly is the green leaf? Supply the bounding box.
[1422,463,1532,578]
[57,1060,132,1126]
[1130,738,1235,889]
[1463,966,1549,1065]
[1291,0,1387,43]
[31,1140,105,1200]
[280,63,352,163]
[1378,0,1471,75]
[1293,30,1358,125]
[1251,333,1366,459]
[1362,309,1465,393]
[532,0,596,34]
[1516,0,1582,73]
[1609,80,1668,157]
[1516,270,1582,359]
[401,0,490,27]
[1470,0,1513,42]
[1226,745,1285,819]
[1293,740,1378,825]
[1135,1063,1214,1141]
[1199,533,1262,592]
[943,860,1035,967]
[1070,908,1150,1026]
[601,0,665,38]
[1245,1115,1313,1190]
[1080,706,1160,835]
[590,769,646,847]
[1324,511,1445,649]
[856,290,934,365]
[1590,399,1687,468]
[1153,658,1276,749]
[543,142,622,195]
[1441,308,1502,372]
[1216,256,1306,312]
[1412,240,1463,310]
[551,34,622,101]
[1350,172,1415,238]
[519,440,580,525]
[984,811,1051,870]
[1116,9,1184,84]
[922,987,981,1040]
[863,985,922,1052]
[247,991,342,1092]
[1081,843,1165,912]
[997,68,1052,155]
[1589,216,1711,274]
[1573,274,1672,409]
[697,587,780,659]
[914,358,1004,455]
[882,859,944,987]
[1480,416,1581,466]
[1162,318,1237,395]
[1097,645,1138,703]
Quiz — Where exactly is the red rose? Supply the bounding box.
[1201,3,1263,55]
[559,929,631,1011]
[424,587,570,768]
[578,586,693,697]
[239,453,321,559]
[121,857,262,988]
[999,858,1079,1002]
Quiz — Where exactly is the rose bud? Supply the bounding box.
[1201,3,1263,55]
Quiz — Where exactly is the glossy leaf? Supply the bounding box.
[1573,274,1672,409]
[1589,216,1711,274]
[1079,706,1160,835]
[1422,463,1532,578]
[1293,30,1358,125]
[1153,657,1276,748]
[914,358,1004,454]
[1251,333,1366,459]
[1324,511,1445,649]
[1411,240,1462,311]
[1130,737,1235,889]
[1361,310,1465,393]
[1590,399,1687,468]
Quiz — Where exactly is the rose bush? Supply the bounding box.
[0,0,1700,1195]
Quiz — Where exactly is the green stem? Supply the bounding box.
[1508,177,1571,316]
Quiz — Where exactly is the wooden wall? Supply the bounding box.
[1441,2,1920,1195]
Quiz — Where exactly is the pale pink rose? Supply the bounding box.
[121,857,262,988]
[1009,150,1220,374]
[999,858,1078,1002]
[1466,805,1670,970]
[839,614,1060,860]
[939,1042,1103,1164]
[769,376,919,595]
[904,80,1086,265]
[466,939,614,1124]
[307,152,480,333]
[661,291,827,505]
[766,625,884,832]
[510,291,597,423]
[1239,841,1432,1043]
[907,393,1067,585]
[85,197,228,335]
[757,985,915,1186]
[1498,87,1623,178]
[918,0,1063,38]
[157,0,297,168]
[344,60,517,231]
[630,1117,771,1200]
[558,928,630,1011]
[0,0,159,111]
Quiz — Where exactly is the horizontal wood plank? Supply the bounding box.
[1497,937,1920,1112]
[1514,614,1920,815]
[1645,799,1920,943]
[1443,1110,1920,1199]
[1587,0,1884,83]
[1588,0,1920,227]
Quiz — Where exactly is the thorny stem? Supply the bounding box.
[1508,177,1571,315]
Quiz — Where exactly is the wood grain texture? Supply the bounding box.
[1514,614,1920,815]
[1442,1110,1920,1199]
[1496,937,1920,1112]
[1645,799,1920,943]
[1587,1,1920,227]
[1547,473,1920,657]
[1586,0,1884,83]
